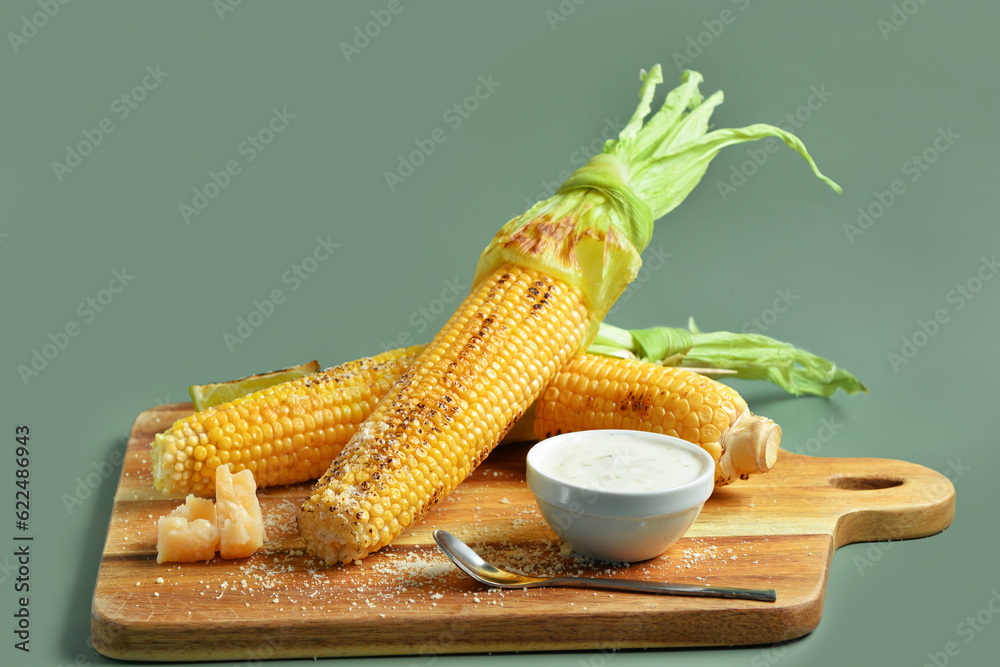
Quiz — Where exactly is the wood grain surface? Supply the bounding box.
[91,403,955,661]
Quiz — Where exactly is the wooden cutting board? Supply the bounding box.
[92,403,955,661]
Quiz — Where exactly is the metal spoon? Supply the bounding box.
[433,530,776,602]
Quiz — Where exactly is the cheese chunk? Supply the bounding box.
[215,464,265,559]
[155,495,220,563]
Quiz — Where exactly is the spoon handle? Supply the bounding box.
[546,577,777,602]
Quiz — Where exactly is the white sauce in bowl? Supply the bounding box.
[539,434,705,492]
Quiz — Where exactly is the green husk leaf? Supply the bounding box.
[474,66,840,349]
[628,326,694,361]
[590,322,637,351]
[590,321,867,398]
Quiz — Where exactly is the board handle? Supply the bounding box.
[820,455,956,548]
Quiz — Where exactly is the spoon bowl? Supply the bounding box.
[433,530,776,602]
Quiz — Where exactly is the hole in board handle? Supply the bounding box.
[828,475,904,491]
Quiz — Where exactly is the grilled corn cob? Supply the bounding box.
[533,355,779,485]
[298,265,589,563]
[296,67,838,563]
[151,347,420,496]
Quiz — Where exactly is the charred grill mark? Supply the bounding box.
[615,390,650,418]
[498,409,523,440]
[311,353,411,388]
[441,291,504,396]
[469,449,489,469]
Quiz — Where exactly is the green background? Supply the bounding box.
[2,1,998,665]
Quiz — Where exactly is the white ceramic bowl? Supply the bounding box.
[525,430,715,562]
